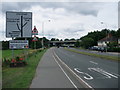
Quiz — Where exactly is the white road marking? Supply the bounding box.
[88,68,118,79]
[112,73,120,77]
[90,61,98,65]
[53,55,79,90]
[53,51,94,89]
[74,68,93,80]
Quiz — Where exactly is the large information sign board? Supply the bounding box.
[6,12,32,38]
[9,40,29,49]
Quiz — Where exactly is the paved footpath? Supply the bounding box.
[30,48,76,88]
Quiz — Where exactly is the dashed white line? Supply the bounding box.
[90,61,98,65]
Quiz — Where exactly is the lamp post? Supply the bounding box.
[41,20,51,49]
[101,22,108,52]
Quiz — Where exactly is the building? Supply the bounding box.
[97,34,117,47]
[118,38,120,45]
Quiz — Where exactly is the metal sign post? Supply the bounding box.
[24,38,28,61]
[11,37,14,59]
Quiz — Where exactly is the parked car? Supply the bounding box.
[97,47,106,52]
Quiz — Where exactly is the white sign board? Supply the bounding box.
[9,40,29,49]
[6,12,32,37]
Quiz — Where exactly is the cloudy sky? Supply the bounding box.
[0,0,119,41]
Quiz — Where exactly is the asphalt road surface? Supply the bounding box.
[30,48,84,89]
[53,47,119,88]
[30,47,119,89]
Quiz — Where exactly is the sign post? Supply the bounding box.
[6,11,32,62]
[32,26,38,49]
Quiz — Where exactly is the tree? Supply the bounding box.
[51,38,56,41]
[81,37,94,48]
[75,40,80,47]
[70,38,75,41]
[60,39,63,41]
[64,39,69,41]
[56,39,59,41]
[116,29,120,38]
[2,41,9,50]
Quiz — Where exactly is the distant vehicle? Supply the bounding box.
[97,47,106,52]
[89,46,106,52]
[90,46,99,50]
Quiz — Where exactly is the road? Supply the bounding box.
[30,48,84,89]
[30,47,119,89]
[53,47,119,88]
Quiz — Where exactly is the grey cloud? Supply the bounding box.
[2,2,104,16]
[64,28,84,33]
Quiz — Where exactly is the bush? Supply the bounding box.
[2,49,43,67]
[2,58,11,67]
[10,57,27,67]
[107,47,120,52]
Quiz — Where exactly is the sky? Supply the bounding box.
[0,0,119,41]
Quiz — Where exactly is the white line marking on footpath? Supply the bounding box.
[53,51,94,89]
[90,61,98,65]
[112,73,120,77]
[53,55,79,90]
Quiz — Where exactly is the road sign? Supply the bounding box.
[32,26,38,35]
[6,12,32,38]
[32,36,38,42]
[9,40,29,49]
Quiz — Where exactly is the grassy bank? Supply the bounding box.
[65,48,119,61]
[2,49,47,88]
[2,49,29,59]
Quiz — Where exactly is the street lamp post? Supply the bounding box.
[41,20,50,49]
[42,22,44,49]
[101,22,108,52]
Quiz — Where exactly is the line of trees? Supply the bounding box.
[2,29,120,50]
[79,29,120,49]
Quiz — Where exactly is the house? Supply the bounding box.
[118,38,120,45]
[97,34,117,47]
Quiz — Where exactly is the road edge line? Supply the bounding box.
[53,55,79,90]
[53,51,94,90]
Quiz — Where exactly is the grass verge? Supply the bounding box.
[2,49,47,88]
[2,49,30,59]
[65,48,119,61]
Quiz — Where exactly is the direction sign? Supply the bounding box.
[6,12,32,38]
[9,40,29,49]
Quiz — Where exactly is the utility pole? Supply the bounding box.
[41,20,51,49]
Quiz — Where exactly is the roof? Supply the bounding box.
[98,34,117,42]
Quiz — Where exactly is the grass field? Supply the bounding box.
[2,49,47,88]
[2,49,29,59]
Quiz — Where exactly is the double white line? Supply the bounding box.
[53,51,94,90]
